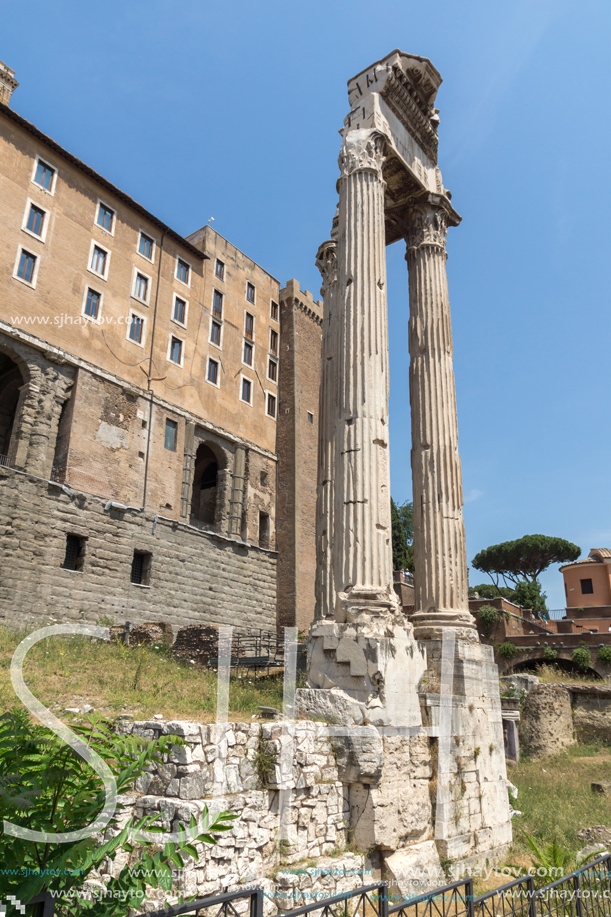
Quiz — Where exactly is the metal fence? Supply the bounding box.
[547,609,567,621]
[207,630,286,675]
[472,855,611,917]
[26,854,611,917]
[390,878,473,917]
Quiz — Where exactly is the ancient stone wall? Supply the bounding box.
[570,685,611,744]
[107,707,513,909]
[520,684,575,758]
[0,469,277,631]
[108,717,443,909]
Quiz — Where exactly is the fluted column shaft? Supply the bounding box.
[331,129,395,610]
[314,233,338,618]
[405,196,474,632]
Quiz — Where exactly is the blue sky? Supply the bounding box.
[3,0,610,608]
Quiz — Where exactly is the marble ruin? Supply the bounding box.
[300,50,513,867]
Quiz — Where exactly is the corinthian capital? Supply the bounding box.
[338,129,386,180]
[315,240,338,298]
[404,201,448,252]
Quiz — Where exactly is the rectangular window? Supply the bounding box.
[134,272,149,302]
[269,329,279,355]
[271,301,279,321]
[97,202,115,232]
[176,258,190,285]
[208,358,219,385]
[17,249,37,284]
[259,512,270,549]
[268,358,277,382]
[241,377,252,404]
[91,244,108,277]
[139,232,154,260]
[307,411,314,424]
[34,158,56,192]
[169,336,183,365]
[213,289,223,318]
[26,203,45,237]
[246,282,255,303]
[164,419,178,451]
[243,341,253,366]
[581,578,594,595]
[210,320,222,346]
[62,534,85,572]
[245,312,254,340]
[173,296,187,325]
[215,259,225,280]
[84,288,101,319]
[266,393,276,418]
[131,551,152,586]
[128,313,144,344]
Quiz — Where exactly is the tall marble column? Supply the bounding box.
[404,194,475,637]
[332,129,397,618]
[314,226,338,619]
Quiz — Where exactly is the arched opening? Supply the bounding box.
[190,443,219,527]
[0,352,25,463]
[512,656,603,680]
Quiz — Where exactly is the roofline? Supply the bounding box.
[1,105,206,262]
[188,224,280,285]
[560,559,600,572]
[348,49,441,88]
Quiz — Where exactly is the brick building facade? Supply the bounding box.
[0,61,322,634]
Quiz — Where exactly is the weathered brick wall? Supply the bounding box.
[244,448,277,549]
[276,281,322,632]
[0,468,277,632]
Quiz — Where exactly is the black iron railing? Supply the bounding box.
[472,856,611,917]
[25,892,55,916]
[474,874,535,917]
[276,881,388,917]
[208,630,285,675]
[389,878,473,917]
[134,886,264,917]
[30,853,611,917]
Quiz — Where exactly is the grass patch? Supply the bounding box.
[531,664,604,684]
[0,625,285,723]
[509,744,611,861]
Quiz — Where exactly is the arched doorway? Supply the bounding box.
[0,353,25,463]
[190,443,219,527]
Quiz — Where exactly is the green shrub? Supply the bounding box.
[254,731,278,788]
[476,605,501,630]
[0,709,235,913]
[597,645,611,665]
[543,646,558,661]
[498,641,519,659]
[572,646,591,672]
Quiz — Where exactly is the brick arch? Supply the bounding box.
[0,335,34,386]
[0,332,75,475]
[499,648,609,679]
[0,350,26,459]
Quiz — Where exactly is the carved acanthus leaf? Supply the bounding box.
[338,130,386,180]
[404,202,449,251]
[316,240,338,298]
